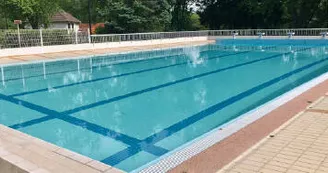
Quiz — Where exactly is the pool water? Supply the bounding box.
[0,39,327,172]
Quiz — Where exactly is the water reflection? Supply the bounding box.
[183,46,204,67]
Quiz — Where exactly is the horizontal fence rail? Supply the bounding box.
[0,28,327,49]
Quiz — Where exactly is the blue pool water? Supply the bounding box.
[0,39,328,172]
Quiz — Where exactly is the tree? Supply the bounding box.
[198,0,327,29]
[97,0,171,33]
[189,13,207,30]
[285,0,326,28]
[1,0,327,30]
[170,0,196,30]
[58,0,102,23]
[2,0,60,29]
[0,8,9,29]
[313,0,328,27]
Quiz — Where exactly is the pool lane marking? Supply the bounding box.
[10,51,251,97]
[62,47,312,115]
[0,93,168,156]
[9,116,55,129]
[6,46,310,145]
[101,55,328,166]
[9,46,308,165]
[4,47,321,167]
[3,45,227,83]
[4,53,184,82]
[9,46,306,130]
[102,146,141,166]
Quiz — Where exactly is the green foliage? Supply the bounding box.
[97,0,171,33]
[58,0,102,23]
[199,0,328,29]
[190,13,207,30]
[1,0,60,29]
[0,0,327,31]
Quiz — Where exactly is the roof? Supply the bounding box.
[51,11,81,23]
[80,23,105,34]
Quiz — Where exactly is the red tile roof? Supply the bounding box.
[80,23,105,34]
[51,11,81,23]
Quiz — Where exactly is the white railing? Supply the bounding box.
[0,28,327,49]
[90,31,209,43]
[0,29,90,49]
[91,28,328,43]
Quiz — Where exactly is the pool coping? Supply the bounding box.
[0,123,124,173]
[136,67,328,172]
[0,40,214,67]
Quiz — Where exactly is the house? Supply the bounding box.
[49,11,81,30]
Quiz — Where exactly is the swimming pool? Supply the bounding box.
[0,39,327,172]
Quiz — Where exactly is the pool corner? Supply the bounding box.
[0,124,125,173]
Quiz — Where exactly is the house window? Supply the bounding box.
[72,23,74,29]
[68,23,71,29]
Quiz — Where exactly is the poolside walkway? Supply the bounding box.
[219,94,328,173]
[0,40,213,65]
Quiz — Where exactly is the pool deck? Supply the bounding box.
[170,79,328,173]
[220,95,328,173]
[0,40,214,65]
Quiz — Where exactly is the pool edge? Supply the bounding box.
[136,71,328,173]
[0,40,214,67]
[0,124,125,173]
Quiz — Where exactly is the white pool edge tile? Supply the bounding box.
[0,124,125,173]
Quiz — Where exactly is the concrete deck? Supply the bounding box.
[220,95,328,173]
[0,124,123,173]
[0,40,214,65]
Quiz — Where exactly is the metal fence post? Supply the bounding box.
[87,28,91,44]
[17,25,21,48]
[39,29,43,47]
[75,29,78,44]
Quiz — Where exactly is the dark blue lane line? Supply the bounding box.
[3,45,225,83]
[144,56,328,145]
[10,51,250,97]
[9,115,54,129]
[7,47,278,134]
[3,46,319,167]
[4,53,183,83]
[101,55,328,167]
[62,47,311,115]
[102,146,141,166]
[0,93,168,156]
